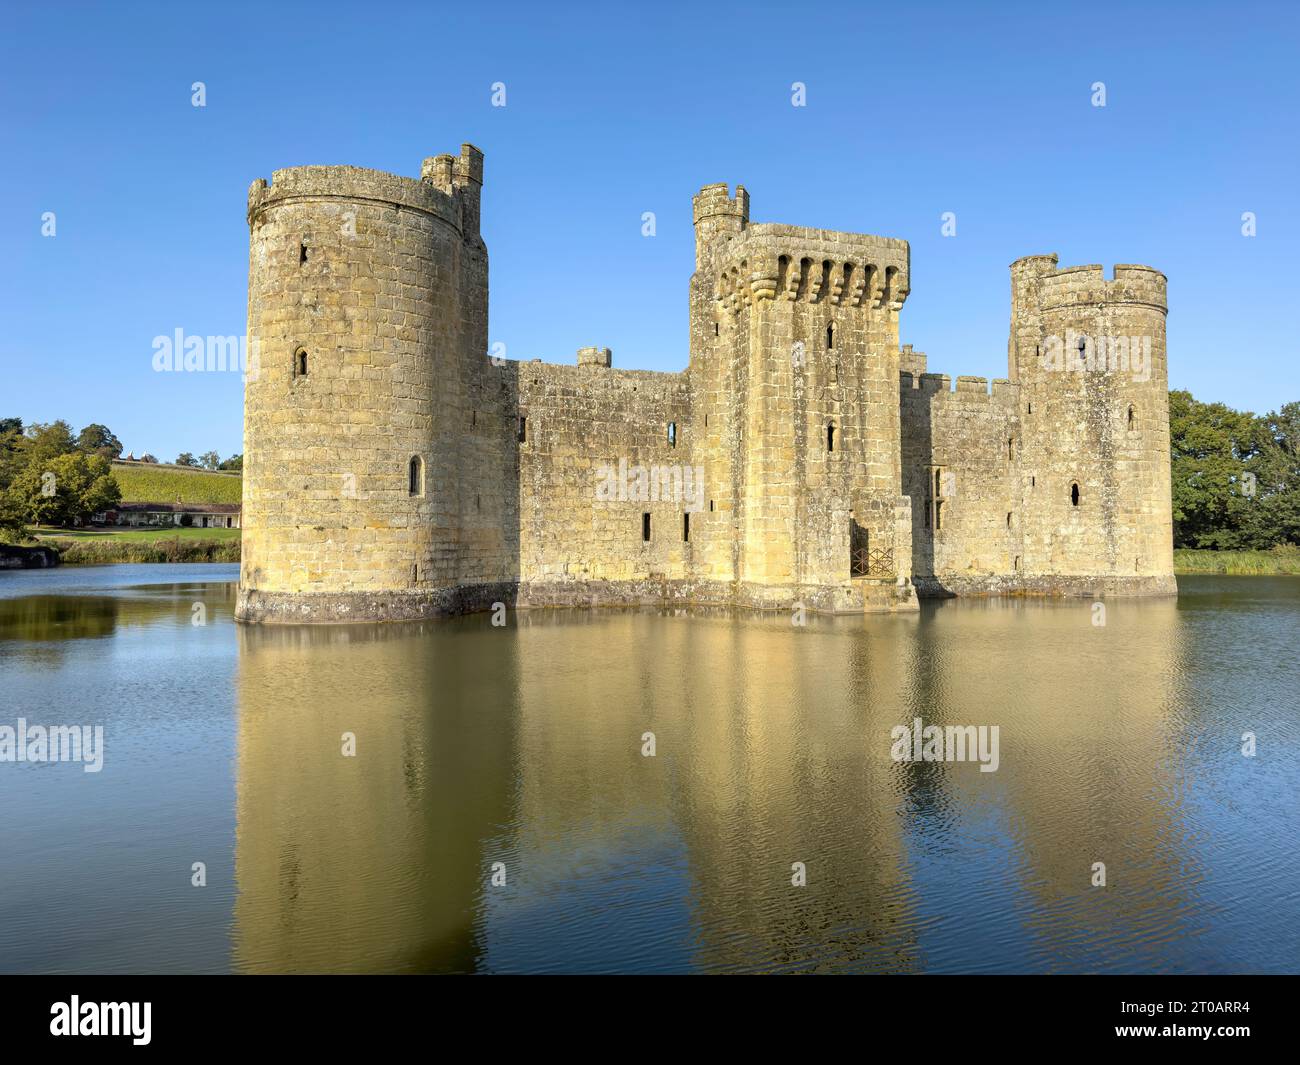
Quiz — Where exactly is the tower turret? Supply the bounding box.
[1008,257,1173,592]
[692,183,749,267]
[237,150,490,623]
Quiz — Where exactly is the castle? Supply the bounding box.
[235,144,1175,624]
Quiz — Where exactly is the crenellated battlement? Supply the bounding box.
[901,371,1019,407]
[247,146,485,237]
[1012,255,1167,314]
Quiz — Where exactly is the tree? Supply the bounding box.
[219,453,243,472]
[175,452,198,467]
[139,453,159,464]
[0,417,22,437]
[18,421,77,467]
[77,423,124,459]
[199,450,221,470]
[7,452,120,528]
[1169,390,1261,548]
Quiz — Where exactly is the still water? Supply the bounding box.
[0,564,1297,974]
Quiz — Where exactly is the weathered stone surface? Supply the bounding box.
[236,150,1174,625]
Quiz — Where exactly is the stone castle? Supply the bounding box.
[235,144,1175,624]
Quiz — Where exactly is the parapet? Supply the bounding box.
[577,346,613,368]
[248,147,484,237]
[711,224,910,312]
[1017,257,1167,314]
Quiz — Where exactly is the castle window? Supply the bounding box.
[934,500,943,530]
[827,424,835,452]
[1127,405,1135,430]
[683,512,690,542]
[826,324,834,349]
[1071,482,1080,506]
[1027,402,1033,414]
[709,500,715,512]
[518,416,527,443]
[714,322,719,337]
[292,348,308,378]
[1008,437,1014,460]
[1014,555,1020,571]
[1007,512,1013,527]
[642,513,651,542]
[408,456,423,497]
[667,422,677,448]
[299,241,308,264]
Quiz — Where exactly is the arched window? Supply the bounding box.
[1127,405,1135,430]
[827,424,835,452]
[667,422,677,448]
[408,456,423,497]
[293,348,308,378]
[826,323,834,349]
[1071,482,1080,506]
[1007,437,1014,460]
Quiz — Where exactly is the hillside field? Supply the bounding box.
[111,462,242,505]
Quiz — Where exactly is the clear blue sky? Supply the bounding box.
[2,1,1297,461]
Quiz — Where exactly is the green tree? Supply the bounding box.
[77,423,124,458]
[1168,390,1261,548]
[218,453,243,472]
[175,452,198,467]
[199,450,221,470]
[7,452,120,528]
[18,420,77,467]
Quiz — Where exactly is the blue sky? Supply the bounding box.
[2,1,1297,460]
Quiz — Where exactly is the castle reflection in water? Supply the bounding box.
[230,594,1210,974]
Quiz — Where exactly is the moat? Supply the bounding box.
[1,564,1297,974]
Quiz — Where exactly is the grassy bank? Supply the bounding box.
[27,525,241,564]
[33,525,239,543]
[1174,545,1300,575]
[43,535,240,564]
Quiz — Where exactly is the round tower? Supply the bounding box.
[1010,257,1174,594]
[237,148,486,623]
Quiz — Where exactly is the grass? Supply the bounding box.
[1174,545,1300,575]
[27,524,241,564]
[32,525,240,542]
[110,461,242,505]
